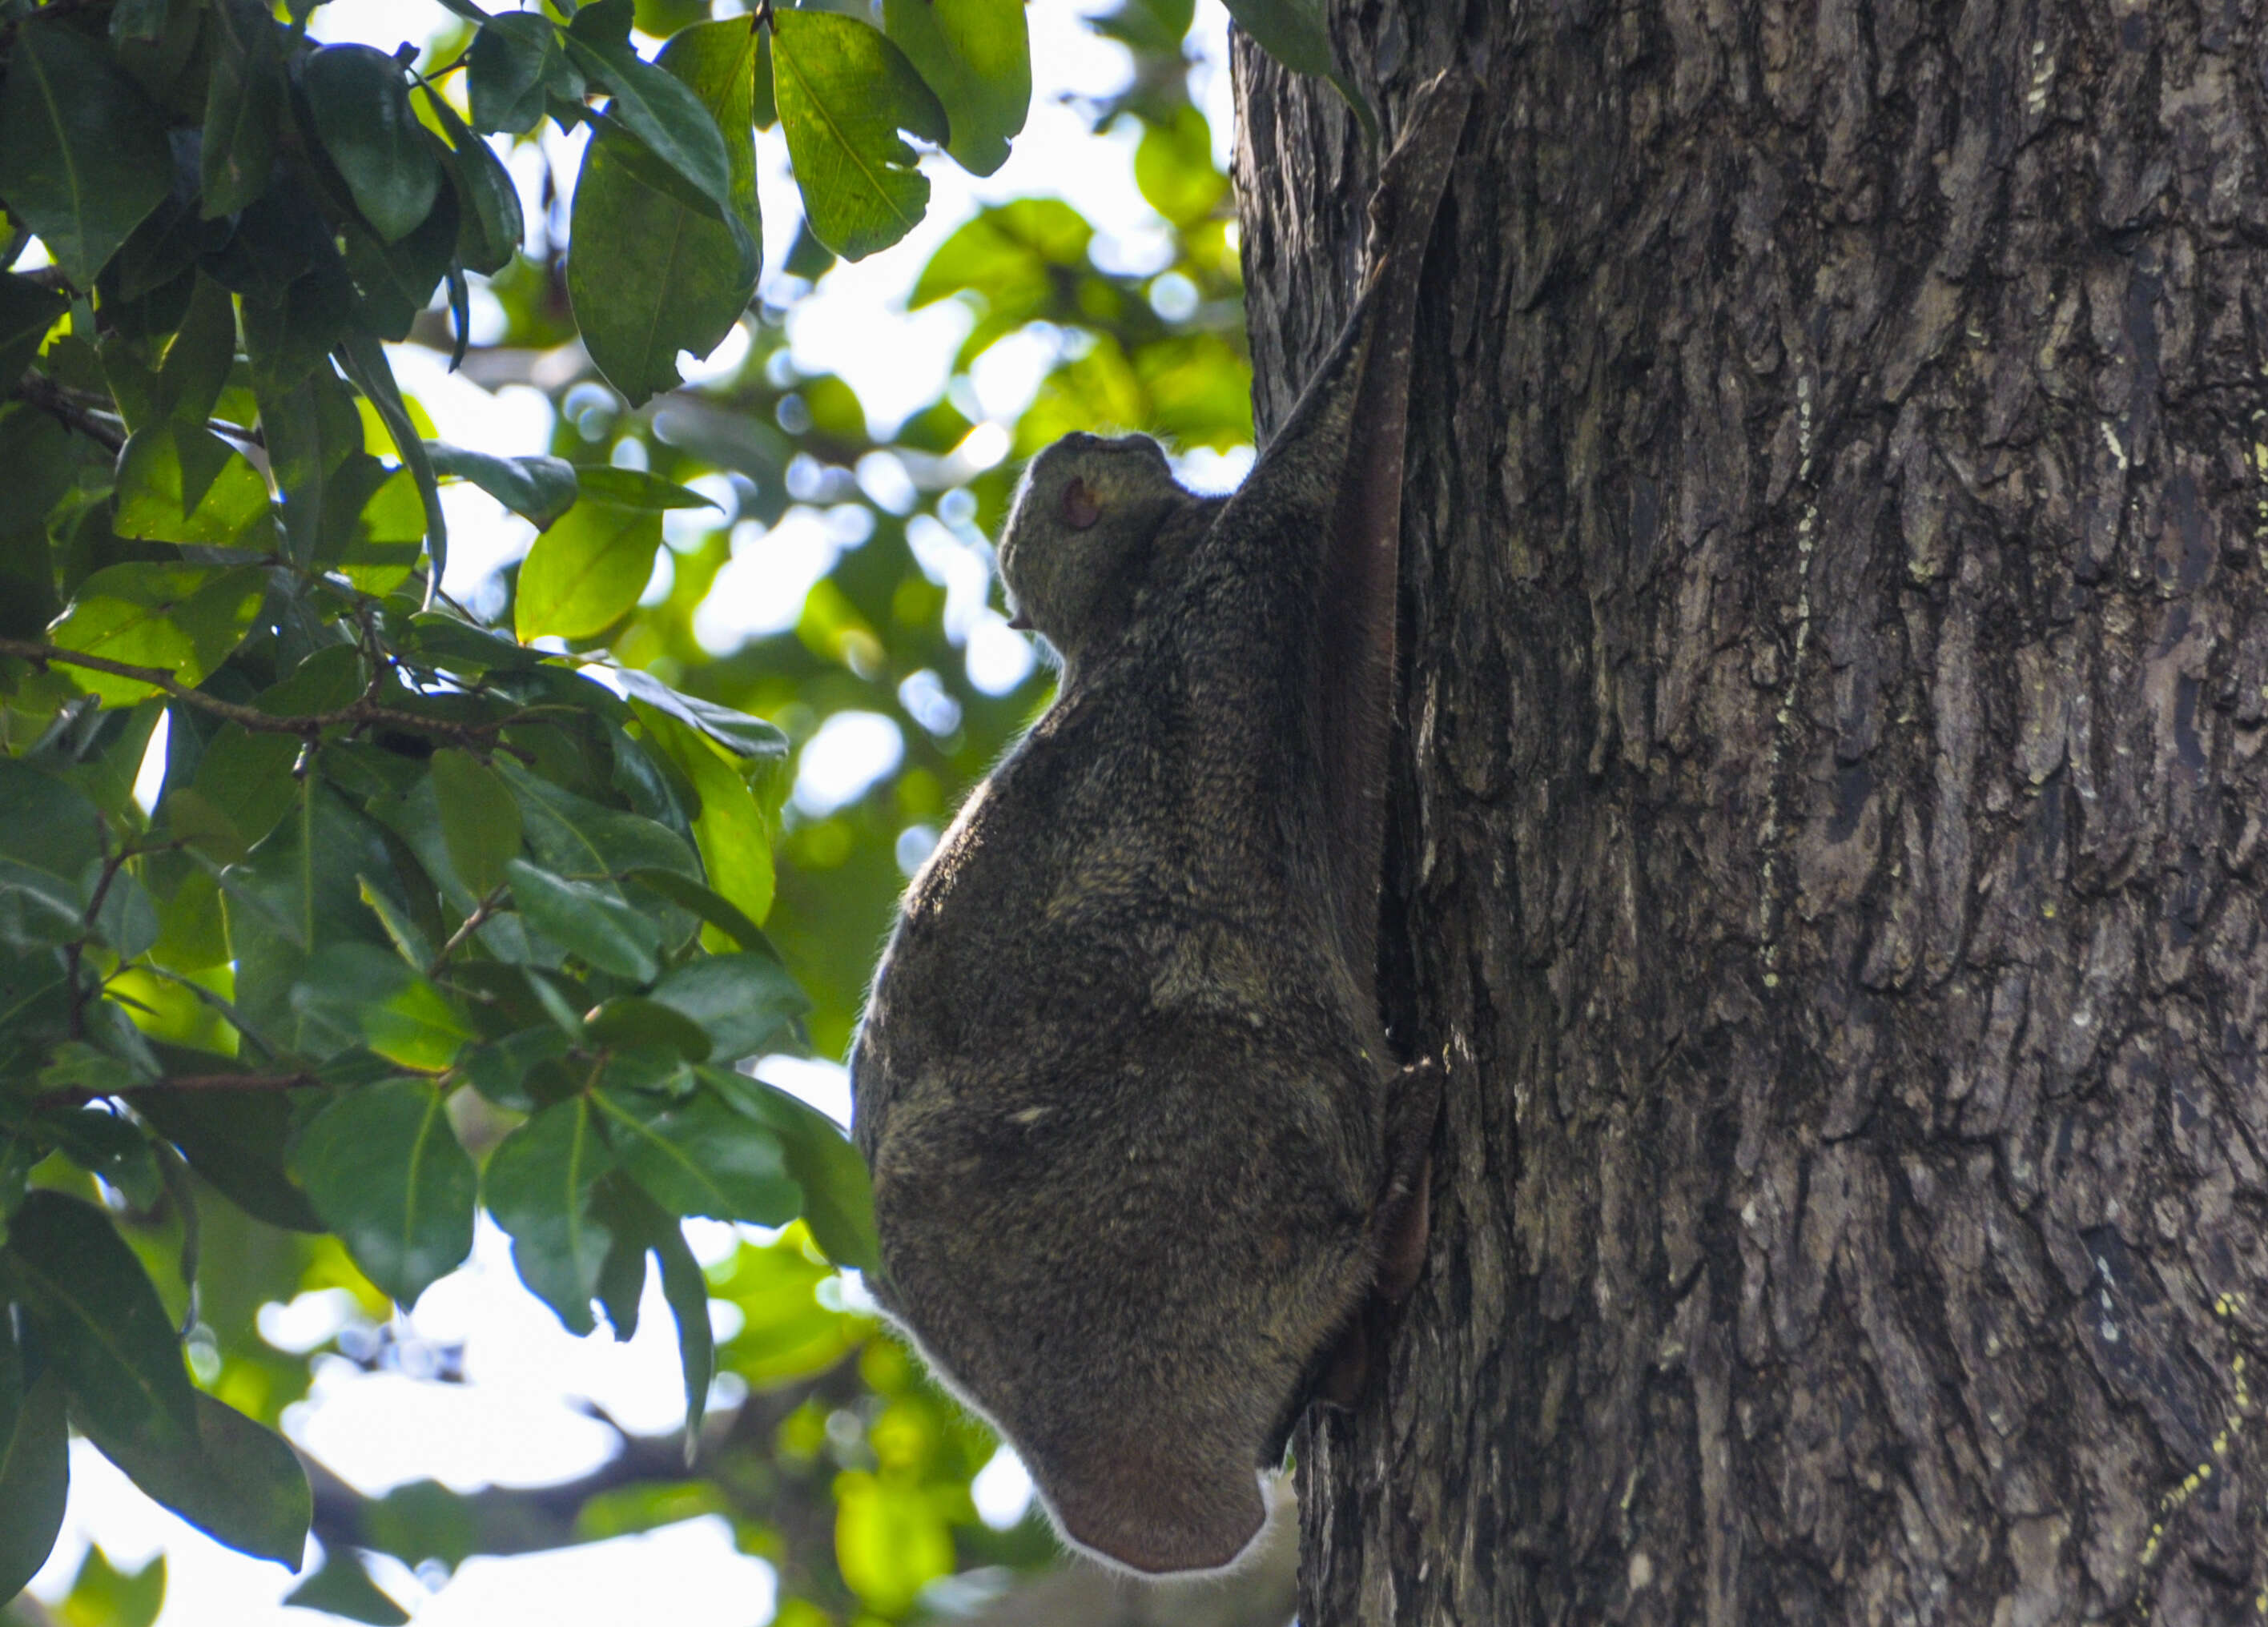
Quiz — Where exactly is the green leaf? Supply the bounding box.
[157,274,238,431]
[135,1079,324,1232]
[513,498,662,641]
[430,748,523,898]
[621,868,774,956]
[335,332,448,606]
[706,1069,878,1272]
[1216,0,1376,139]
[560,29,735,223]
[597,1085,798,1226]
[629,704,778,936]
[1,1191,197,1448]
[566,18,762,409]
[0,1369,68,1602]
[484,1096,614,1335]
[84,1389,311,1567]
[505,857,662,982]
[56,1545,164,1627]
[425,444,579,531]
[583,996,711,1060]
[883,0,1030,177]
[468,13,577,136]
[47,562,266,708]
[647,953,802,1071]
[771,10,948,262]
[0,22,172,287]
[573,468,724,512]
[201,0,284,219]
[615,671,786,761]
[0,271,69,386]
[1134,101,1230,228]
[291,943,473,1071]
[293,1079,478,1306]
[112,425,274,548]
[911,195,1090,315]
[0,755,105,937]
[593,1177,714,1439]
[834,1470,954,1616]
[416,86,525,277]
[301,45,444,244]
[284,1548,409,1625]
[339,191,460,342]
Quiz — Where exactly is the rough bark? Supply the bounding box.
[1233,1,2268,1621]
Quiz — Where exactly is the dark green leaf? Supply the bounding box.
[883,0,1030,176]
[572,467,724,512]
[1216,0,1375,137]
[201,0,284,219]
[513,498,662,641]
[335,332,447,606]
[706,1070,878,1273]
[135,1079,324,1232]
[302,45,444,244]
[293,1079,478,1306]
[597,1085,796,1225]
[566,19,761,408]
[484,1096,614,1335]
[460,1025,570,1113]
[0,1369,68,1601]
[0,272,68,385]
[42,1105,162,1210]
[426,444,580,531]
[468,13,575,137]
[158,274,238,431]
[0,22,172,287]
[771,10,948,262]
[499,759,700,884]
[621,868,774,957]
[85,1389,311,1566]
[2,1191,197,1447]
[430,748,523,898]
[584,996,711,1061]
[505,857,662,982]
[0,755,104,938]
[649,954,805,1066]
[591,1177,713,1439]
[420,85,525,277]
[560,31,734,223]
[339,186,460,342]
[284,1548,409,1625]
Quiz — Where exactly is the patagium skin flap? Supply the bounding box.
[849,74,1471,1577]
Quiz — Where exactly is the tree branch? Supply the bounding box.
[0,637,536,754]
[16,372,126,453]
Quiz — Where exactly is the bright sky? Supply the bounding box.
[27,4,1241,1622]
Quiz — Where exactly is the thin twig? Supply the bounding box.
[0,637,537,753]
[429,886,509,978]
[17,372,126,453]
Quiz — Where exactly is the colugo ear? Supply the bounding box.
[1062,477,1102,529]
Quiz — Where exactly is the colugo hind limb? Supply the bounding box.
[850,71,1470,1577]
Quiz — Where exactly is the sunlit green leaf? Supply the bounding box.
[292,943,473,1071]
[883,0,1029,176]
[426,444,580,532]
[112,424,274,548]
[0,22,171,287]
[294,1079,478,1306]
[834,1469,954,1615]
[771,10,948,261]
[631,703,776,935]
[484,1095,614,1335]
[514,498,662,641]
[54,1545,164,1627]
[302,45,444,244]
[46,563,265,708]
[573,468,723,512]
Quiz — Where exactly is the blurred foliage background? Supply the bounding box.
[3,0,1257,1621]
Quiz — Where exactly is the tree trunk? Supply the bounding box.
[1235,2,2268,1621]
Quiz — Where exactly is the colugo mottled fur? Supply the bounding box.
[850,74,1470,1576]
